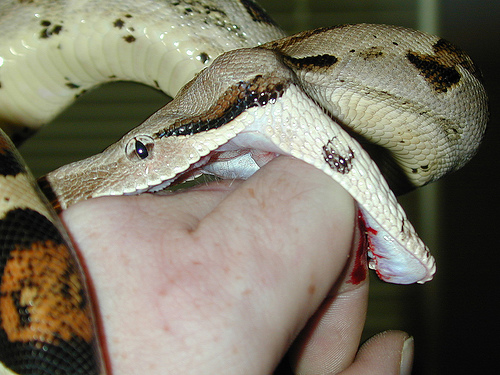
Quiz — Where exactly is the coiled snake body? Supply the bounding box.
[0,0,488,373]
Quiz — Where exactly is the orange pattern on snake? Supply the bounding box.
[0,131,104,374]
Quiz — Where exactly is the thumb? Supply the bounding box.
[340,331,414,375]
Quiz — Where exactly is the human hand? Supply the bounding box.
[62,156,413,374]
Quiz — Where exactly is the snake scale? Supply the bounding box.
[0,0,488,373]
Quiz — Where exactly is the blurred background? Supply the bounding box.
[19,1,499,374]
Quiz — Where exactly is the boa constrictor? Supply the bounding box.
[0,0,488,373]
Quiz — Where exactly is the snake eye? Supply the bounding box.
[135,140,149,158]
[126,135,154,161]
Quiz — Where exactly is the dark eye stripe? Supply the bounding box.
[155,75,288,139]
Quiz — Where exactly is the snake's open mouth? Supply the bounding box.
[146,146,280,194]
[139,125,284,194]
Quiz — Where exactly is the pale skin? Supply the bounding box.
[62,156,413,374]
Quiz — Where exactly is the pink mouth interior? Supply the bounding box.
[148,147,280,193]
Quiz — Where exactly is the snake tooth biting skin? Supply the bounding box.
[0,0,488,373]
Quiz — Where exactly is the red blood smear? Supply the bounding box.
[347,209,373,285]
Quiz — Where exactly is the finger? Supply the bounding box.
[189,156,357,370]
[288,215,370,374]
[340,331,414,375]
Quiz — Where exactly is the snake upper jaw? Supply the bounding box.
[41,118,285,210]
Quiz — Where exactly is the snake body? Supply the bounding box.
[0,130,104,374]
[0,0,488,373]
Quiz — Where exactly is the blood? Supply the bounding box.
[347,209,375,285]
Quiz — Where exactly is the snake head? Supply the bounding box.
[39,48,292,210]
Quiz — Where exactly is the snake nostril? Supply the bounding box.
[125,135,155,161]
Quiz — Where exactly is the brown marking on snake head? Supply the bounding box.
[433,38,483,81]
[322,137,354,174]
[359,46,384,60]
[407,38,481,93]
[435,116,463,141]
[123,35,136,43]
[282,54,338,71]
[155,75,288,138]
[406,51,459,93]
[113,18,125,29]
[0,239,93,344]
[239,0,279,25]
[64,77,80,89]
[66,82,80,89]
[39,20,63,39]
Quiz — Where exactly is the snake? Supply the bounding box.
[0,0,488,373]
